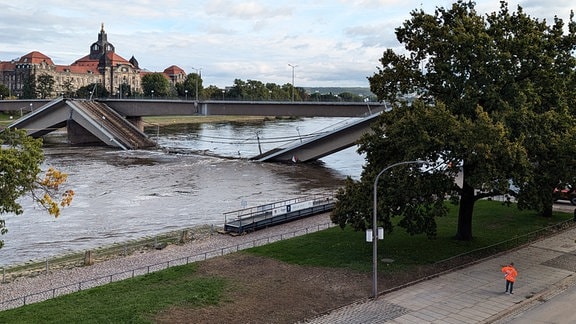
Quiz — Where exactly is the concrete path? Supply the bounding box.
[305,225,576,323]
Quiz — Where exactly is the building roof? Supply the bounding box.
[163,65,185,75]
[0,61,15,71]
[72,52,132,68]
[18,51,55,65]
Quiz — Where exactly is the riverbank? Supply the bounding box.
[0,212,335,310]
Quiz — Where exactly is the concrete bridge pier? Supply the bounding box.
[67,120,102,145]
[127,116,144,132]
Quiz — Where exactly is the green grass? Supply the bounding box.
[0,112,18,126]
[246,200,573,273]
[0,200,572,322]
[0,264,226,323]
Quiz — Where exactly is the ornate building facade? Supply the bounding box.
[0,24,186,98]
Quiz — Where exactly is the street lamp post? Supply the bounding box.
[288,63,297,102]
[192,67,202,101]
[185,89,188,101]
[371,160,425,298]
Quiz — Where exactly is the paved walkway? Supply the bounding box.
[305,225,576,323]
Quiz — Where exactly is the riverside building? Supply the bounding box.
[0,24,186,99]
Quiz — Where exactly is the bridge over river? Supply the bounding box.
[0,98,384,117]
[1,98,385,162]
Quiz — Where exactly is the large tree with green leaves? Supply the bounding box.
[141,73,171,98]
[331,1,576,241]
[36,74,55,99]
[0,129,74,249]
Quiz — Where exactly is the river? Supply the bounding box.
[0,117,366,267]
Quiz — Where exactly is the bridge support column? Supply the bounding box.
[127,116,144,132]
[67,120,102,145]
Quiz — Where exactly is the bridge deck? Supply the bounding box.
[253,112,380,163]
[223,196,334,234]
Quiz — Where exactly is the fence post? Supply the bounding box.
[84,250,94,266]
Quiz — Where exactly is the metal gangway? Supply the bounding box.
[223,196,335,234]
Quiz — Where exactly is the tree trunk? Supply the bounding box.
[542,201,553,218]
[456,164,475,241]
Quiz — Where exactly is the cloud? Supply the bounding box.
[1,0,574,88]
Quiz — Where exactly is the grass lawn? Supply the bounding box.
[0,200,572,322]
[247,200,573,273]
[0,112,17,127]
[0,264,226,324]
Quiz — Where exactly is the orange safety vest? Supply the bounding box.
[501,265,517,282]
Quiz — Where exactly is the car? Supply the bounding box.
[553,186,576,205]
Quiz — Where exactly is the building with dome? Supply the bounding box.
[0,24,186,99]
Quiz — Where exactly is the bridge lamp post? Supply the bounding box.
[288,64,297,102]
[29,103,33,112]
[370,160,425,299]
[192,67,202,102]
[296,127,302,143]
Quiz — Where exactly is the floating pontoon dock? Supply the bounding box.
[223,196,335,234]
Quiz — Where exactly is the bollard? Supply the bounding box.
[124,244,128,256]
[2,268,4,283]
[45,258,49,274]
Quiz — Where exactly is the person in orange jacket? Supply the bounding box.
[501,262,518,294]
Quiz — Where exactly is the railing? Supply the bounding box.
[223,196,335,233]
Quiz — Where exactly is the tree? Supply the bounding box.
[141,73,171,97]
[36,74,55,99]
[62,79,74,98]
[190,72,203,100]
[203,85,225,100]
[0,129,74,249]
[332,1,576,241]
[76,83,108,99]
[0,84,8,99]
[21,74,36,99]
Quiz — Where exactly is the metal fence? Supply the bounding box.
[0,222,335,311]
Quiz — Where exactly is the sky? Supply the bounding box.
[0,1,574,88]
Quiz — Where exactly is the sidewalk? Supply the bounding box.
[305,225,576,323]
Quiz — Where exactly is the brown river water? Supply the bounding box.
[1,117,365,267]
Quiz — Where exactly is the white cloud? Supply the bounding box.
[0,0,573,87]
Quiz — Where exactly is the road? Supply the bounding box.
[503,283,576,323]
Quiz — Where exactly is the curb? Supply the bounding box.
[481,273,576,323]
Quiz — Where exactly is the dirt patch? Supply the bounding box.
[152,253,454,324]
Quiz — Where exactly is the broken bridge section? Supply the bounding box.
[252,112,381,163]
[3,98,155,150]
